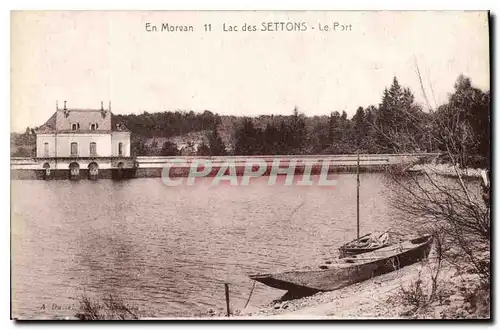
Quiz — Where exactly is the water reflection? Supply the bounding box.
[12,174,404,318]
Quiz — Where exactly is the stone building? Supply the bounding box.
[34,101,135,179]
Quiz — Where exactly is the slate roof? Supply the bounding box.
[36,108,130,133]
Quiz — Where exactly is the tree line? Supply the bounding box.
[11,75,490,169]
[203,75,488,168]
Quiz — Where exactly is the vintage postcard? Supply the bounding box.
[10,10,491,320]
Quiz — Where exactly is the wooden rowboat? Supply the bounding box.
[249,234,433,292]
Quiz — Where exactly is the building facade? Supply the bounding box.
[34,102,135,179]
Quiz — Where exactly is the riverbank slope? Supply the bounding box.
[216,248,490,320]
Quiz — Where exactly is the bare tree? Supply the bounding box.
[372,76,491,319]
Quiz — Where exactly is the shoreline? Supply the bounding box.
[200,247,489,320]
[22,242,489,320]
[409,163,484,179]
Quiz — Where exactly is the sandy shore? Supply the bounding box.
[216,248,489,320]
[238,262,428,319]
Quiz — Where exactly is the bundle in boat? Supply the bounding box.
[338,230,392,258]
[249,234,433,293]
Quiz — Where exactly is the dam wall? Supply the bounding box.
[10,153,440,180]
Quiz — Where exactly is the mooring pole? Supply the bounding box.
[224,283,230,317]
[357,152,360,240]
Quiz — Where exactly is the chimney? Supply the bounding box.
[56,100,59,110]
[64,101,67,110]
[109,100,111,111]
[101,101,104,110]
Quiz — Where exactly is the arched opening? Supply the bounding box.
[42,162,51,178]
[69,162,80,178]
[88,162,99,178]
[112,161,128,180]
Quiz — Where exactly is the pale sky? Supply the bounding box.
[11,11,490,132]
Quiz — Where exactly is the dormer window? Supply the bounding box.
[90,124,96,131]
[72,124,77,130]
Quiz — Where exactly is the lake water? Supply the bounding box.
[11,174,405,319]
